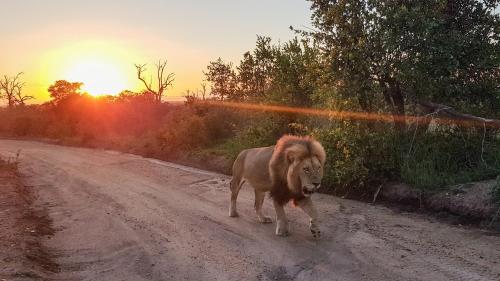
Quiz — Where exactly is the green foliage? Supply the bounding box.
[310,122,400,195]
[208,113,286,159]
[307,0,500,116]
[205,36,320,107]
[204,58,238,101]
[401,127,500,191]
[201,111,305,162]
[312,125,370,193]
[158,112,209,152]
[153,107,235,154]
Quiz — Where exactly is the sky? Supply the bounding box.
[0,0,313,102]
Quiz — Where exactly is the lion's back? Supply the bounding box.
[234,146,274,189]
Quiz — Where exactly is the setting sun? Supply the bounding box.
[65,58,128,96]
[38,41,141,98]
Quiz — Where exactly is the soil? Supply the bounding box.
[380,182,500,228]
[0,160,59,280]
[0,139,499,281]
[5,136,499,225]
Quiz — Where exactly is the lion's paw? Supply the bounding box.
[259,216,272,224]
[276,228,289,236]
[275,224,289,236]
[229,210,239,217]
[310,225,321,239]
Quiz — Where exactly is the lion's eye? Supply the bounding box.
[303,167,310,173]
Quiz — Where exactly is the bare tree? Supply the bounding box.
[135,60,175,103]
[184,89,197,98]
[0,72,33,108]
[183,89,198,106]
[199,82,208,100]
[15,85,34,106]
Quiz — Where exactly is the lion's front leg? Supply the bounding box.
[296,197,321,239]
[272,200,289,236]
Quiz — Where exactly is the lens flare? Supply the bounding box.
[201,100,500,129]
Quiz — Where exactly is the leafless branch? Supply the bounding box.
[417,101,500,128]
[135,59,175,102]
[135,64,154,93]
[200,82,208,100]
[0,72,32,107]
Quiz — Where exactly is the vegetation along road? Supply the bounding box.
[0,140,499,281]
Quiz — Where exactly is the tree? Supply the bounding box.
[48,80,83,104]
[204,58,238,101]
[307,0,500,129]
[237,52,258,100]
[253,36,275,94]
[267,38,319,106]
[0,72,33,108]
[115,90,156,104]
[199,82,208,100]
[135,60,175,103]
[236,36,277,101]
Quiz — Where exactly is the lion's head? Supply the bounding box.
[269,135,326,203]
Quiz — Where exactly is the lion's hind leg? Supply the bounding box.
[254,189,272,223]
[229,178,244,217]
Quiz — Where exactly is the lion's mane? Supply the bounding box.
[268,135,326,205]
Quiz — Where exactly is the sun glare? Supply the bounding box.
[65,58,128,96]
[41,41,141,97]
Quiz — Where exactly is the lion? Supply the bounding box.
[229,135,326,238]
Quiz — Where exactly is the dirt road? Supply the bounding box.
[0,140,499,281]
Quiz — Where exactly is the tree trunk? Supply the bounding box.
[8,97,15,109]
[390,81,406,131]
[380,79,406,132]
[357,93,376,130]
[357,93,371,112]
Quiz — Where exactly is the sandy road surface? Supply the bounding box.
[0,140,499,281]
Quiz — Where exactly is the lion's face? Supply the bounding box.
[298,156,323,197]
[288,156,323,197]
[270,136,326,202]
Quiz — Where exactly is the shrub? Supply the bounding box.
[311,122,399,196]
[401,127,500,191]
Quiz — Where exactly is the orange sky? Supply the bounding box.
[0,0,311,102]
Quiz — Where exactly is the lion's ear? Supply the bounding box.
[311,141,326,165]
[286,150,297,164]
[285,145,305,164]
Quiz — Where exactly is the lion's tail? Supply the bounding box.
[229,150,248,217]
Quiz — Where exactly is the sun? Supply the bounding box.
[65,57,129,96]
[40,41,142,97]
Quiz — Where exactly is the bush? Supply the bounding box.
[401,127,500,191]
[310,122,400,196]
[12,116,33,136]
[205,112,292,160]
[2,96,499,200]
[148,106,240,156]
